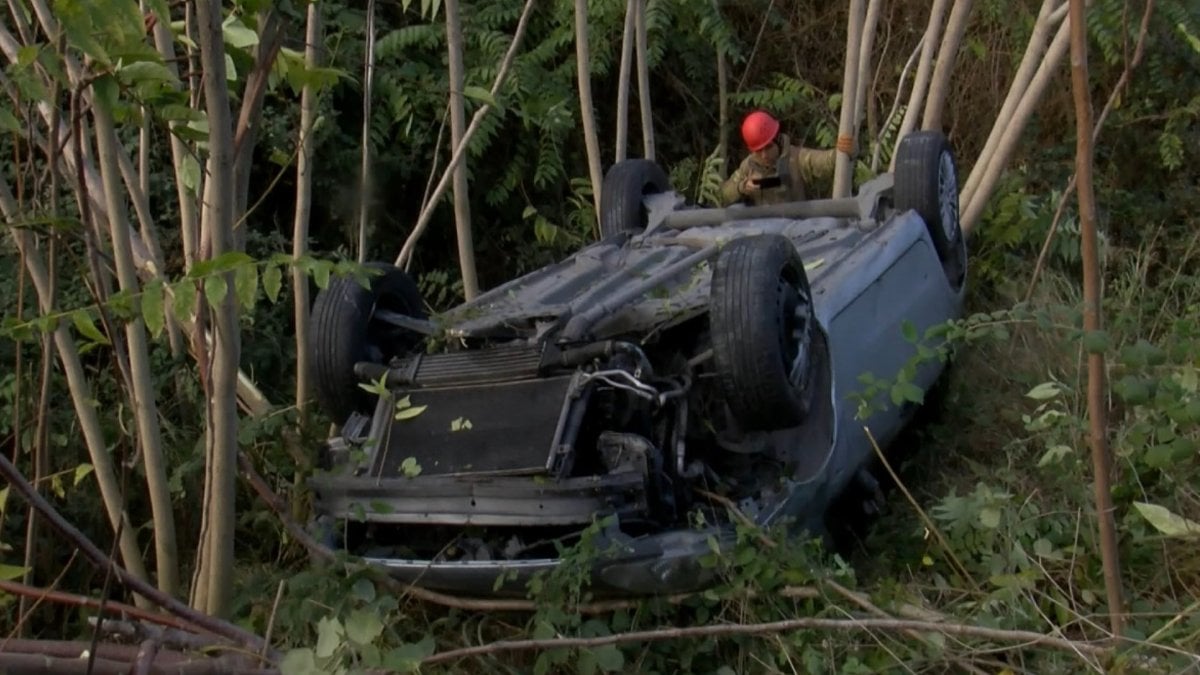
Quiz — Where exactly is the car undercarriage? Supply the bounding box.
[305,131,968,595]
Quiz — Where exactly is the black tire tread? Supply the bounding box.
[599,159,670,239]
[308,263,424,422]
[710,234,812,430]
[894,130,957,259]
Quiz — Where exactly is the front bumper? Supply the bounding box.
[361,526,730,596]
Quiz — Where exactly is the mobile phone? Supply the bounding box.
[753,175,783,189]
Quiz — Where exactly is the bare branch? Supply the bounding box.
[0,440,271,655]
[422,616,1110,666]
[395,0,537,270]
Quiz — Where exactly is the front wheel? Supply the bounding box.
[709,234,818,431]
[307,263,426,422]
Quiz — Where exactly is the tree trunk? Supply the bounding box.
[922,0,975,132]
[232,9,283,251]
[357,0,377,263]
[395,0,538,269]
[446,0,479,299]
[1068,0,1125,637]
[960,14,1071,234]
[833,0,866,198]
[93,96,180,598]
[634,0,655,160]
[193,0,242,619]
[615,0,635,163]
[293,0,321,418]
[0,181,152,606]
[874,38,924,173]
[891,0,951,170]
[960,0,1066,207]
[575,0,604,220]
[854,0,885,131]
[150,11,201,271]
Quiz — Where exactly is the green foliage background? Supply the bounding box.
[1,0,1199,671]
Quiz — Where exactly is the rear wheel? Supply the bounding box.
[709,234,818,431]
[895,131,965,287]
[599,159,671,239]
[308,263,426,422]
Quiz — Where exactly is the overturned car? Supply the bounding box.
[305,131,968,596]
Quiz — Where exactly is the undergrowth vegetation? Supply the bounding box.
[2,0,1199,672]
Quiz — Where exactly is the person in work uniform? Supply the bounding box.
[718,110,843,207]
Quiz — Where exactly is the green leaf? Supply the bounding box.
[73,463,94,486]
[172,280,197,323]
[0,106,21,134]
[352,578,376,603]
[344,609,384,646]
[1037,444,1072,467]
[311,261,331,290]
[979,507,1001,529]
[315,616,343,658]
[463,85,496,106]
[593,645,624,672]
[383,637,435,671]
[235,263,259,311]
[181,154,201,195]
[890,381,923,406]
[900,320,917,343]
[279,649,319,675]
[395,404,427,421]
[0,564,30,581]
[1081,330,1111,354]
[399,457,422,478]
[142,280,166,338]
[204,275,228,308]
[263,263,283,303]
[92,74,119,113]
[1025,382,1061,400]
[1134,502,1200,539]
[222,16,260,49]
[118,60,177,86]
[71,310,110,345]
[17,44,39,66]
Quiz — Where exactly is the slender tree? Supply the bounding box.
[615,0,635,163]
[634,0,655,160]
[575,0,604,218]
[834,0,866,197]
[193,0,243,618]
[922,0,975,132]
[293,0,322,417]
[960,0,1066,209]
[892,0,951,169]
[358,0,378,262]
[961,14,1071,234]
[396,0,538,270]
[446,0,480,298]
[1068,0,1125,637]
[93,94,180,597]
[0,181,153,605]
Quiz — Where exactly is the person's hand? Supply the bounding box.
[739,176,759,196]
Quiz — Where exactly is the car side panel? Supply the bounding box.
[817,214,964,498]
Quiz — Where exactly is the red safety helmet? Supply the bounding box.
[741,110,780,152]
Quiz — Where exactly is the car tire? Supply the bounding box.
[710,234,817,431]
[894,131,966,287]
[308,262,426,422]
[598,159,671,239]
